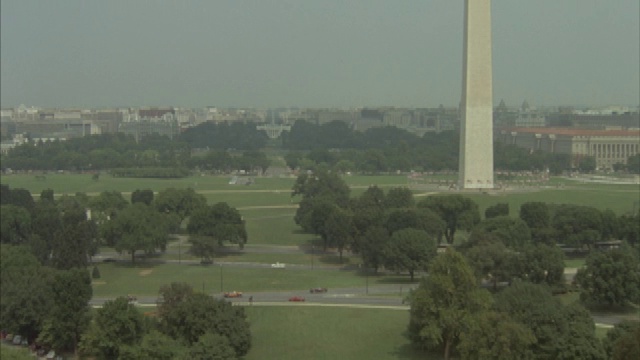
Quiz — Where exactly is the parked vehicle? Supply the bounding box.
[309,287,328,293]
[224,291,243,298]
[12,335,22,346]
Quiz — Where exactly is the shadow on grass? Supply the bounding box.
[390,343,441,360]
[318,254,353,266]
[107,260,164,269]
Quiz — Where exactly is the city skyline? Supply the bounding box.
[1,0,639,109]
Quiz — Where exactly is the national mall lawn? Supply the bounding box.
[2,173,637,359]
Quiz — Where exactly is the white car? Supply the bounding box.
[271,262,286,268]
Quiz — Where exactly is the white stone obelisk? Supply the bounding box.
[459,0,494,189]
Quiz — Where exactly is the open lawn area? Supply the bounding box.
[244,306,434,360]
[3,173,637,215]
[90,262,414,298]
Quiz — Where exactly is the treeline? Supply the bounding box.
[292,171,639,278]
[3,119,636,174]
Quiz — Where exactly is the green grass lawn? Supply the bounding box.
[564,258,586,269]
[91,262,414,298]
[0,344,33,360]
[244,306,436,360]
[465,185,639,216]
[242,207,315,246]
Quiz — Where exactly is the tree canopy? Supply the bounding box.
[575,246,640,308]
[408,249,492,359]
[418,195,480,244]
[187,202,248,251]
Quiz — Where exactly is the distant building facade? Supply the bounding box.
[119,108,179,141]
[499,127,640,170]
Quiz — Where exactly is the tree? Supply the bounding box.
[470,216,532,249]
[187,202,247,250]
[0,245,53,341]
[291,171,350,207]
[552,205,603,249]
[157,282,194,317]
[384,228,437,281]
[38,268,92,356]
[30,200,61,263]
[515,244,565,288]
[384,187,414,209]
[577,155,596,172]
[495,281,606,360]
[295,197,337,250]
[408,249,492,359]
[105,203,172,263]
[323,207,355,261]
[457,311,536,360]
[90,190,129,219]
[158,290,251,357]
[617,214,639,246]
[40,188,55,203]
[51,203,98,269]
[385,209,422,235]
[79,297,146,360]
[131,189,154,205]
[350,202,386,252]
[575,246,640,308]
[519,202,550,229]
[185,332,237,360]
[358,226,390,273]
[5,187,35,211]
[418,195,480,244]
[612,325,640,360]
[119,331,185,360]
[0,204,32,245]
[600,209,618,240]
[628,153,640,174]
[484,203,509,219]
[602,321,640,360]
[154,187,207,222]
[462,237,517,290]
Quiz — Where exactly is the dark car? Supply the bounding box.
[309,287,328,293]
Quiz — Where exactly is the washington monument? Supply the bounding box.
[459,0,494,189]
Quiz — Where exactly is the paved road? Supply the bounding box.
[91,238,637,327]
[90,283,638,328]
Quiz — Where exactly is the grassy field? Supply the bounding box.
[3,173,637,215]
[244,306,434,360]
[91,262,411,298]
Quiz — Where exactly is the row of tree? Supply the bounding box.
[291,171,639,274]
[8,119,638,174]
[0,184,248,266]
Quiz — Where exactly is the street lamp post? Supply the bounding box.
[220,264,224,293]
[365,267,369,295]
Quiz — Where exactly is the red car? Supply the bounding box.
[224,291,243,298]
[288,296,305,302]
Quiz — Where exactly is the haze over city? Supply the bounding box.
[1,0,639,109]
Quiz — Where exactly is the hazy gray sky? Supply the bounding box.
[1,0,638,109]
